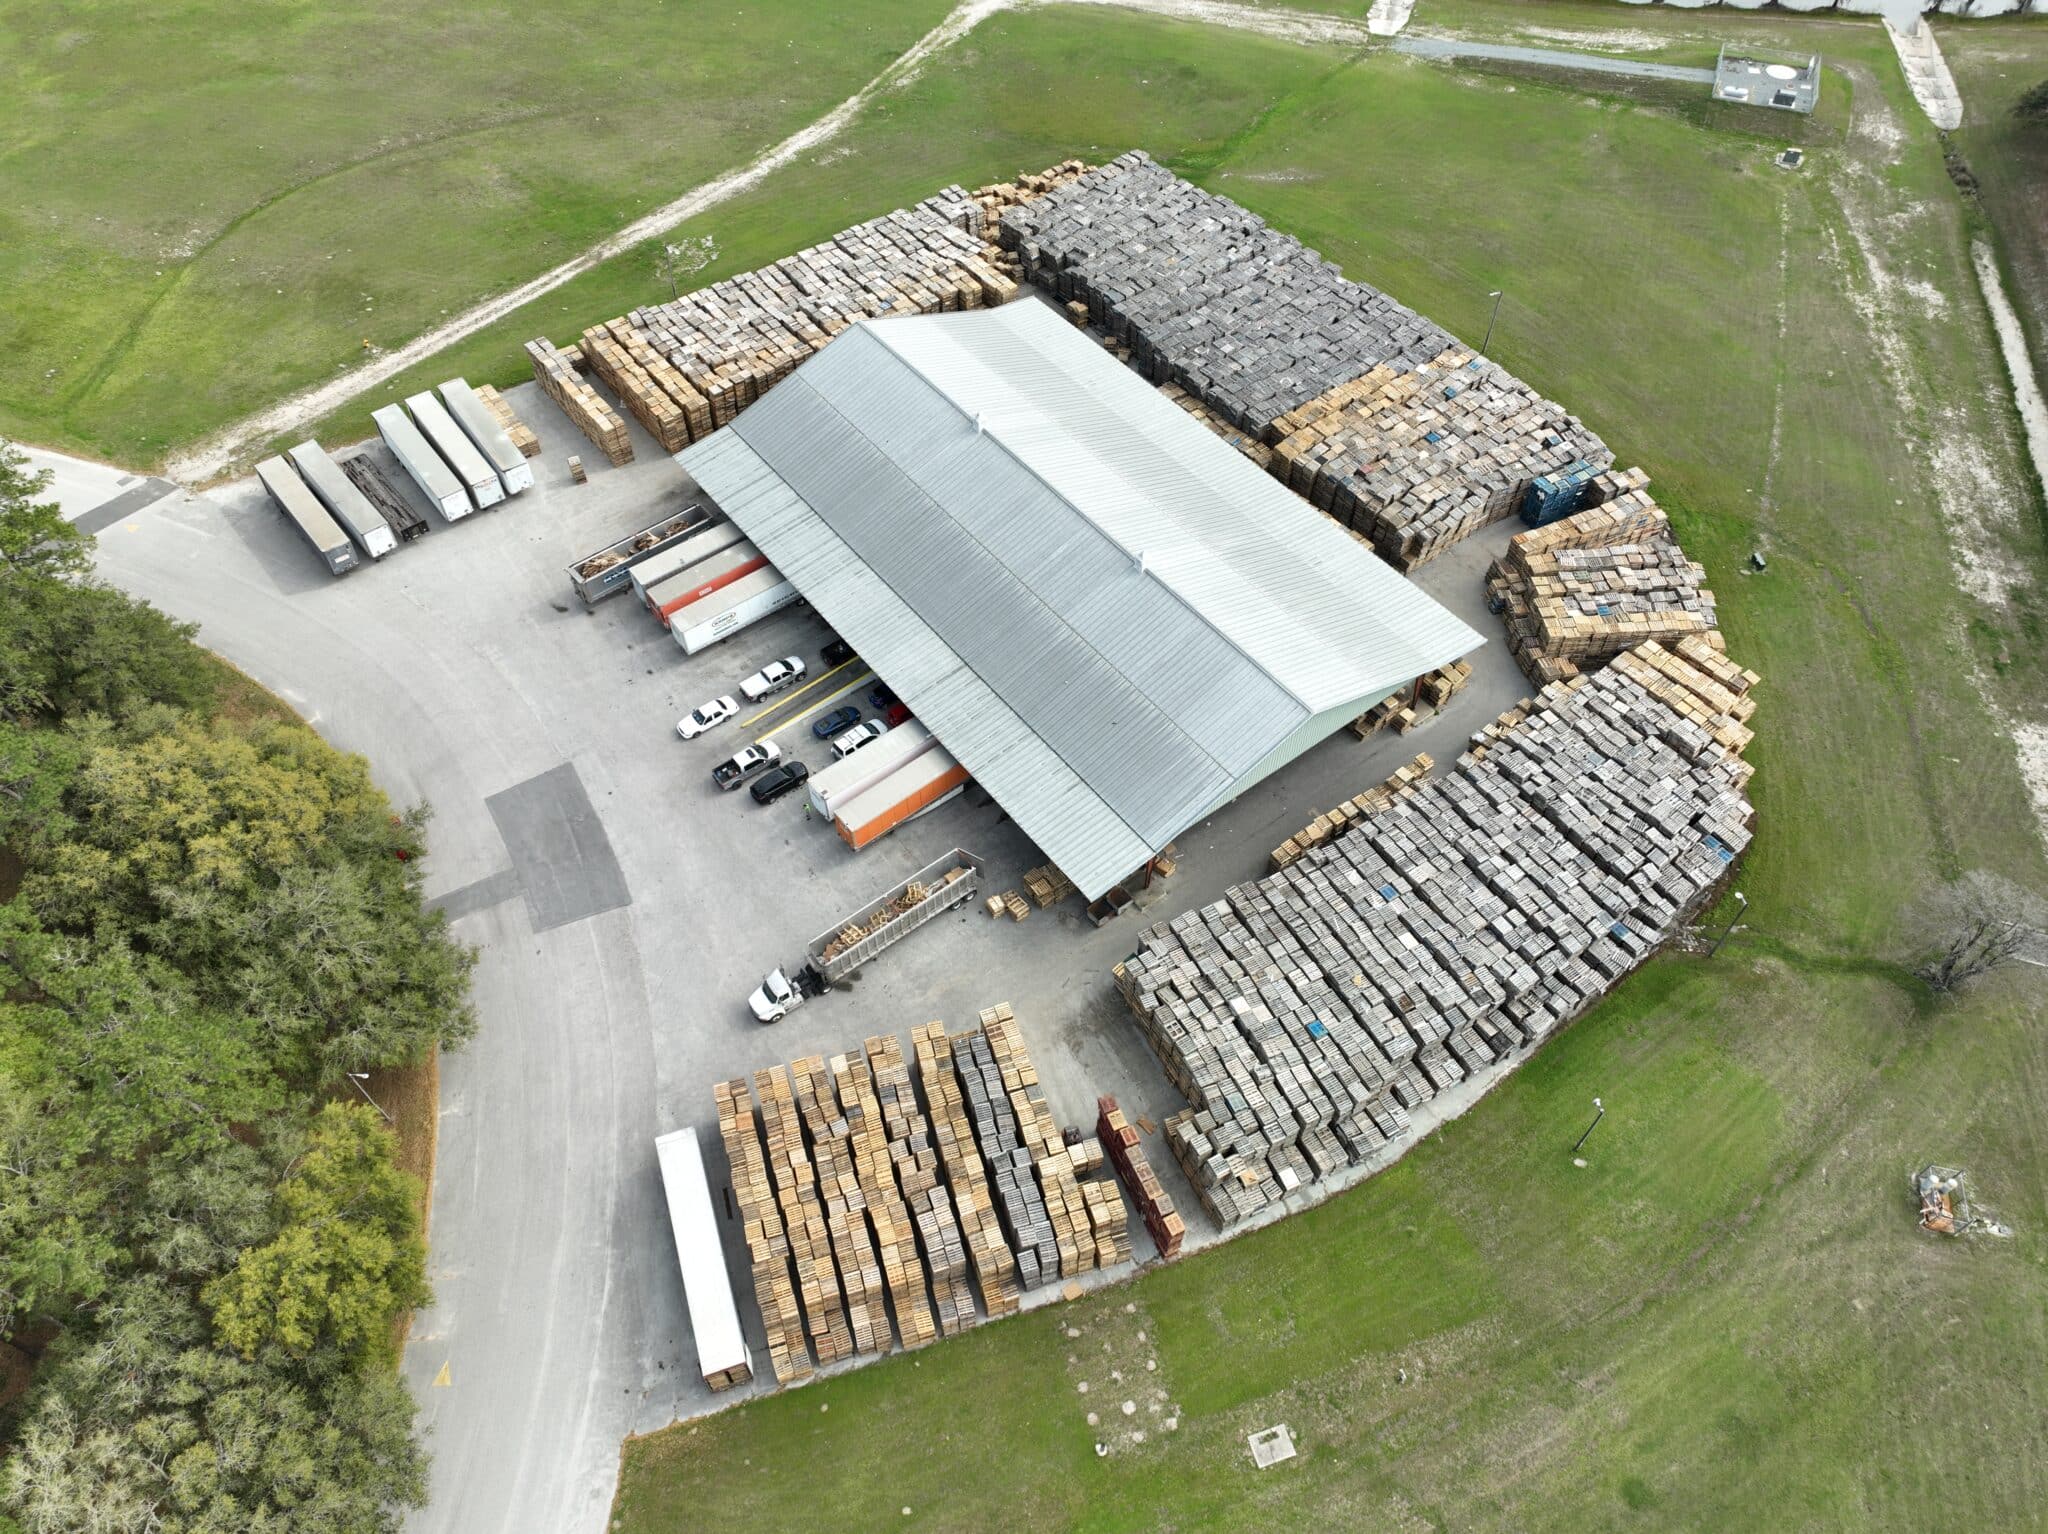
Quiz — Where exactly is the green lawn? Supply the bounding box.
[593,8,2048,1532]
[1941,18,2048,430]
[0,0,957,463]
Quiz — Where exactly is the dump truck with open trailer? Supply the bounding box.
[374,403,472,522]
[672,568,800,654]
[286,440,395,559]
[834,748,969,850]
[254,456,358,576]
[566,504,716,605]
[405,390,504,509]
[437,378,534,496]
[805,847,984,984]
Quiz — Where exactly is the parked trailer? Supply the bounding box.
[405,390,504,509]
[804,719,937,820]
[628,521,749,605]
[652,1128,752,1392]
[285,441,396,559]
[437,377,534,496]
[255,457,358,576]
[805,847,984,984]
[834,748,969,850]
[340,456,429,542]
[374,403,472,522]
[566,504,716,605]
[672,568,800,655]
[647,541,768,627]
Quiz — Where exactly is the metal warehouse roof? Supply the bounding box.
[678,299,1482,899]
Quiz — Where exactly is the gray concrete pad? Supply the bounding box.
[87,375,1531,1534]
[486,762,631,932]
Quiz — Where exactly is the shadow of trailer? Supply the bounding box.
[808,847,984,985]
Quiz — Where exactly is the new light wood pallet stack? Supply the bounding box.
[1266,349,1610,570]
[473,383,541,457]
[910,1022,1023,1317]
[1115,642,1758,1225]
[1097,1095,1183,1259]
[1486,472,1720,685]
[1021,864,1076,909]
[754,1065,855,1366]
[865,1034,978,1338]
[1270,752,1434,871]
[788,1055,892,1356]
[830,1051,939,1351]
[712,1079,813,1385]
[524,337,632,465]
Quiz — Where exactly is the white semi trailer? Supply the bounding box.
[285,440,396,559]
[406,390,504,509]
[437,378,534,496]
[373,403,472,521]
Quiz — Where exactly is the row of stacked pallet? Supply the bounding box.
[1113,638,1759,1226]
[704,1011,1134,1385]
[1485,468,1722,685]
[997,152,1609,569]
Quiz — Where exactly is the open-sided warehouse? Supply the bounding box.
[678,299,1484,899]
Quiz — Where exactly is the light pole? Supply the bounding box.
[1572,1097,1605,1156]
[1480,290,1504,358]
[348,1071,394,1125]
[1708,891,1748,958]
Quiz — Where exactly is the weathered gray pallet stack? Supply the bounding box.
[910,1023,1024,1317]
[999,151,1609,569]
[951,1025,1060,1291]
[1486,470,1721,684]
[1114,640,1758,1225]
[1269,349,1611,570]
[830,1050,939,1351]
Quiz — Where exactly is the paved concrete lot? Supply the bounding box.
[88,379,1526,1534]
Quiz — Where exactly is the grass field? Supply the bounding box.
[1941,19,2048,411]
[568,7,2048,1531]
[0,0,956,463]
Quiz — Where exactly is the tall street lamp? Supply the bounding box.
[1572,1097,1605,1157]
[1480,289,1505,357]
[1709,891,1748,958]
[348,1071,394,1125]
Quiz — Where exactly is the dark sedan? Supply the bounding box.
[811,704,861,740]
[749,760,812,805]
[822,638,857,668]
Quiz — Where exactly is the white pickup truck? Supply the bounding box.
[739,656,806,702]
[711,739,782,791]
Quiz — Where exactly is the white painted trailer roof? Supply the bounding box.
[679,300,1482,899]
[405,390,496,493]
[372,403,466,505]
[437,378,524,477]
[653,1127,749,1383]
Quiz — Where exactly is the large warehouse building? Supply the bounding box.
[677,298,1482,899]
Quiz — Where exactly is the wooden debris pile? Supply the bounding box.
[911,1023,1023,1317]
[713,1079,813,1385]
[824,880,935,961]
[525,337,632,465]
[830,1050,939,1351]
[865,1034,978,1338]
[573,511,701,581]
[788,1056,891,1356]
[1486,470,1720,685]
[754,1065,854,1365]
[1268,349,1609,570]
[1021,864,1076,909]
[474,382,541,457]
[1097,1095,1183,1259]
[1270,752,1434,871]
[1114,642,1757,1225]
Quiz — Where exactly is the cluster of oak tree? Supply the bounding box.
[0,442,476,1533]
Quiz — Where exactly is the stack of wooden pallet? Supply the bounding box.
[1096,1096,1183,1259]
[753,1065,854,1365]
[524,337,632,465]
[579,322,699,452]
[1114,640,1758,1225]
[1155,380,1275,471]
[910,1022,1023,1317]
[865,1034,978,1337]
[950,1024,1059,1290]
[788,1056,892,1355]
[1021,865,1075,909]
[1270,752,1434,871]
[829,1051,938,1351]
[968,160,1095,241]
[1486,472,1720,685]
[712,1079,813,1385]
[473,383,541,457]
[824,881,936,960]
[1417,659,1475,709]
[1267,348,1610,570]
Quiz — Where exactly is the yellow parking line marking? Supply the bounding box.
[755,671,875,748]
[737,657,862,731]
